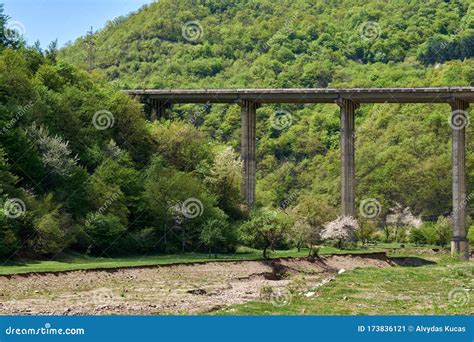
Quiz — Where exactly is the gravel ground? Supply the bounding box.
[0,253,402,315]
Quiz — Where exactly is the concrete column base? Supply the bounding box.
[451,238,470,261]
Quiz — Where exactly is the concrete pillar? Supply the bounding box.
[337,99,359,217]
[449,98,470,260]
[240,100,259,206]
[150,99,171,120]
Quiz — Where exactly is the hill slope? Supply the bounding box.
[1,1,473,261]
[61,0,474,88]
[60,0,474,221]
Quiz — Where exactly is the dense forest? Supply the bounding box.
[1,0,474,260]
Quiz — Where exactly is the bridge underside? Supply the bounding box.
[126,87,474,260]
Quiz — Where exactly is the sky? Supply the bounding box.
[2,0,155,48]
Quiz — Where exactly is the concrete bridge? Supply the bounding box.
[126,87,474,260]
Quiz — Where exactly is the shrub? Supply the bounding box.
[468,226,474,245]
[29,212,66,256]
[83,213,127,254]
[433,216,452,246]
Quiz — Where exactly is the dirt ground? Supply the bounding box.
[0,253,422,315]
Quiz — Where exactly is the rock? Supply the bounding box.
[187,288,207,295]
[304,291,315,297]
[338,269,346,274]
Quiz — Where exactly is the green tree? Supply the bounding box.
[240,208,290,258]
[200,218,227,258]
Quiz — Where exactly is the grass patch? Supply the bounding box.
[217,259,474,315]
[0,243,446,276]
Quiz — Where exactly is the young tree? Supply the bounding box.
[290,194,337,254]
[321,216,359,249]
[356,219,377,245]
[206,146,242,218]
[200,218,227,258]
[240,208,290,258]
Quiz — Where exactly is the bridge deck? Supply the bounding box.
[125,87,474,104]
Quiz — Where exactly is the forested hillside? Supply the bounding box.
[1,0,474,260]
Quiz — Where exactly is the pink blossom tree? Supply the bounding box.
[321,216,359,249]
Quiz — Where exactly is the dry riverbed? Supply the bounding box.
[0,253,424,315]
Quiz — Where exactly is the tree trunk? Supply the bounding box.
[263,244,269,259]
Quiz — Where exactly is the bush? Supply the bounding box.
[409,217,452,247]
[468,226,474,245]
[409,228,427,245]
[83,213,127,254]
[29,212,66,256]
[120,228,158,254]
[433,216,451,246]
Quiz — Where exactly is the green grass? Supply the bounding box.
[0,243,406,276]
[217,257,474,315]
[0,243,447,276]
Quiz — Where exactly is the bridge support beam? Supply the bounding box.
[450,98,470,260]
[241,100,259,206]
[150,99,172,120]
[338,99,359,217]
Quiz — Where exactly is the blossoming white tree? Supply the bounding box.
[321,216,359,249]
